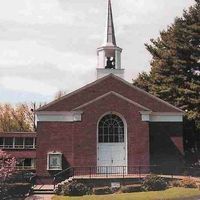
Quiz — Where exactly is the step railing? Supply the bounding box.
[71,165,154,179]
[53,165,157,187]
[53,167,74,187]
[53,165,200,188]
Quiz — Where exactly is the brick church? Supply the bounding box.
[34,0,184,182]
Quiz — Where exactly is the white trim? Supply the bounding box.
[36,111,83,122]
[97,69,124,79]
[73,91,151,111]
[97,46,123,52]
[37,74,183,113]
[47,151,62,171]
[140,111,184,122]
[96,112,128,173]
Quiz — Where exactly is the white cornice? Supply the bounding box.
[36,111,83,122]
[140,111,184,122]
[36,111,83,115]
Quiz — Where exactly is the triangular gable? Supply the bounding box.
[73,91,151,111]
[37,74,111,111]
[112,75,183,113]
[37,74,183,113]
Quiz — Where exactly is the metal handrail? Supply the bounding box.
[74,165,168,179]
[54,167,74,178]
[53,165,200,188]
[53,167,74,187]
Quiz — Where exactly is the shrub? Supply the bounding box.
[142,175,168,191]
[121,184,141,193]
[0,183,32,199]
[8,183,32,197]
[170,180,182,187]
[54,183,63,195]
[180,178,197,188]
[0,184,7,200]
[93,186,112,195]
[63,181,88,196]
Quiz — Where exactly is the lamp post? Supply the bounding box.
[31,103,36,131]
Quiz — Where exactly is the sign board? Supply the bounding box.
[111,182,121,188]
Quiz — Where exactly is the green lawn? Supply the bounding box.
[52,188,200,200]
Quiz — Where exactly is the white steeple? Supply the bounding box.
[103,0,116,46]
[96,0,124,79]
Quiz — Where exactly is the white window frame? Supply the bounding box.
[47,152,62,171]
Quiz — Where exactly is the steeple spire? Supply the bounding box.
[105,0,116,46]
[96,0,124,79]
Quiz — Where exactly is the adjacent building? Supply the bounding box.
[0,132,36,171]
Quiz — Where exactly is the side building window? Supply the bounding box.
[25,138,34,149]
[0,138,3,148]
[47,152,62,170]
[4,138,13,148]
[15,138,24,149]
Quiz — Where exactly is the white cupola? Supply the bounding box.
[97,0,124,79]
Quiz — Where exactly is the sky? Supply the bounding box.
[0,0,195,104]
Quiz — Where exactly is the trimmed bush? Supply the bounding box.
[142,175,168,191]
[121,184,141,193]
[0,183,32,199]
[8,183,32,197]
[63,181,88,196]
[170,180,182,187]
[54,183,63,195]
[93,186,112,195]
[0,184,7,200]
[180,178,197,188]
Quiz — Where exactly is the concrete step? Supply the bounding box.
[33,184,55,194]
[33,189,54,194]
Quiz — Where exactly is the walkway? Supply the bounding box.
[25,194,53,200]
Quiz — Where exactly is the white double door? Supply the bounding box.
[97,143,127,174]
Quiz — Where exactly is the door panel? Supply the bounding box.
[97,143,126,174]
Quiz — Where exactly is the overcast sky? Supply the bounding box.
[0,0,195,104]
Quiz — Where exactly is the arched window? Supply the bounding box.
[98,114,124,143]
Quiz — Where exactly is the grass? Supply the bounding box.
[52,187,200,200]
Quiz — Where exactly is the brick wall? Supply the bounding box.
[36,122,74,177]
[36,93,150,178]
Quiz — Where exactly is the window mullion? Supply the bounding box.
[98,114,124,144]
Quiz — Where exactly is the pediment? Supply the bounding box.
[37,74,183,113]
[73,91,151,111]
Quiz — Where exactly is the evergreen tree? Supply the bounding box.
[133,72,151,92]
[134,1,200,164]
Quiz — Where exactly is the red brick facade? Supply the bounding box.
[36,75,184,181]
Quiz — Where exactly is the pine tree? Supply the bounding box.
[133,72,151,92]
[134,1,200,164]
